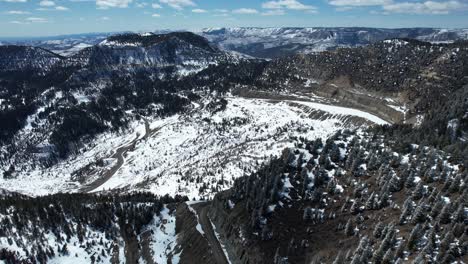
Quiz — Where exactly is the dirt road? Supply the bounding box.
[79,120,150,193]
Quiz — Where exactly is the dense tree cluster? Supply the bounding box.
[214,129,467,263]
[4,36,466,169]
[0,192,187,263]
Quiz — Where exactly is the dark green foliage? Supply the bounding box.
[0,192,188,263]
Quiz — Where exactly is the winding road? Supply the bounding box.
[79,120,151,193]
[78,93,390,194]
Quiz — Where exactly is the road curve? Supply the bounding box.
[79,120,150,193]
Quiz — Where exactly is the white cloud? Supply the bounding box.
[382,0,465,14]
[232,8,259,14]
[37,5,70,11]
[96,0,132,8]
[328,0,391,6]
[5,10,30,14]
[55,5,69,10]
[262,0,316,10]
[327,0,465,15]
[159,0,195,10]
[261,9,286,15]
[3,0,27,2]
[39,0,55,6]
[99,16,110,20]
[26,17,48,22]
[151,2,161,8]
[192,8,207,13]
[214,9,228,13]
[152,13,160,16]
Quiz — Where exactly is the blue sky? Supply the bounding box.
[1,0,468,37]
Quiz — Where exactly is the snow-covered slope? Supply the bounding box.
[0,95,386,198]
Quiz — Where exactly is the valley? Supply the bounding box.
[0,29,467,263]
[1,93,387,198]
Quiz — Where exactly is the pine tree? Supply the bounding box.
[453,204,466,223]
[344,219,354,236]
[399,197,414,225]
[350,236,369,264]
[430,200,444,218]
[382,248,394,264]
[332,251,346,264]
[437,203,452,225]
[412,204,427,224]
[449,174,461,193]
[405,171,417,189]
[373,221,385,238]
[407,224,423,251]
[412,182,425,200]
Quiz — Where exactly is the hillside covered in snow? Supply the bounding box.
[1,29,467,263]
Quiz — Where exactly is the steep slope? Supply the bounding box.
[72,32,233,75]
[256,40,468,141]
[2,36,468,198]
[0,192,187,263]
[1,30,468,264]
[0,95,387,197]
[0,32,248,168]
[208,130,467,263]
[0,46,64,73]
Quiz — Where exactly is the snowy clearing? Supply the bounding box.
[0,96,385,198]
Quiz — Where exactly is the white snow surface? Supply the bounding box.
[141,206,180,264]
[1,96,386,198]
[186,202,205,235]
[94,97,383,199]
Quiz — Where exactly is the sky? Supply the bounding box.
[1,0,468,37]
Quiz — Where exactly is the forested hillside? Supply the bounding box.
[209,129,467,263]
[0,192,187,263]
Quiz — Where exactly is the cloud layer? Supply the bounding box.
[328,0,466,14]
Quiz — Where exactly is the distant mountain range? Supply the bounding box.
[2,27,468,58]
[200,27,468,58]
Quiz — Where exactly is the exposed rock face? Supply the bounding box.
[72,32,234,74]
[209,191,265,264]
[175,203,217,264]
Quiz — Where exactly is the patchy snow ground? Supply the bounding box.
[0,220,116,264]
[0,120,147,196]
[0,96,385,198]
[94,97,385,199]
[186,202,205,236]
[140,206,180,264]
